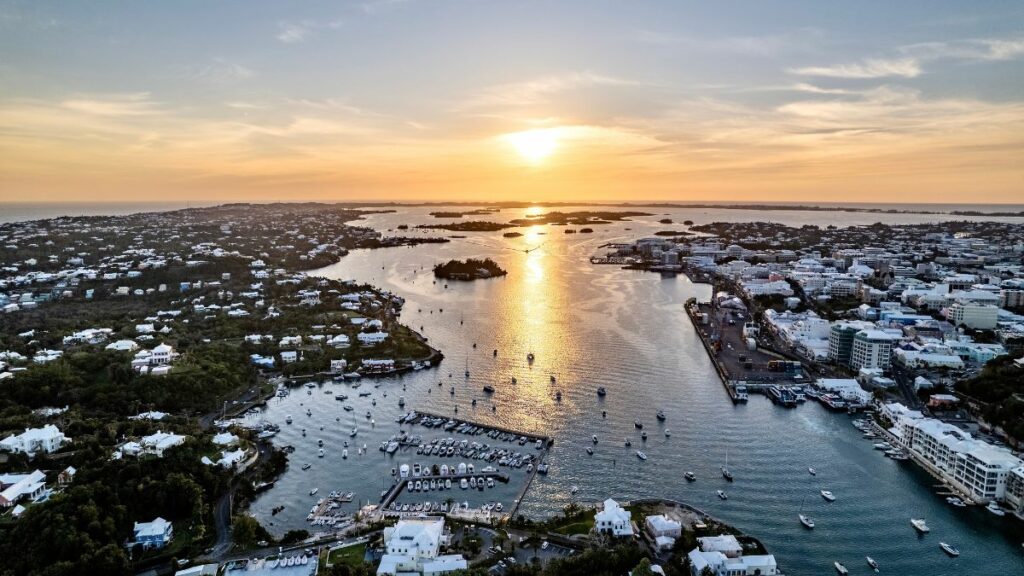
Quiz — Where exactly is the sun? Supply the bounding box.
[503,128,559,164]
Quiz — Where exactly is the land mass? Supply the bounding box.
[433,258,507,281]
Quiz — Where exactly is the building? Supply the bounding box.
[644,514,681,550]
[595,498,634,537]
[687,535,778,576]
[139,431,187,457]
[128,517,173,551]
[0,469,47,507]
[377,518,466,576]
[828,322,861,366]
[946,302,999,330]
[1004,466,1024,517]
[850,330,896,370]
[0,425,69,458]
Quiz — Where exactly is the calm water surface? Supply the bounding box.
[248,206,1024,576]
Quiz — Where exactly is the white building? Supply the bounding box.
[645,514,681,550]
[0,469,47,507]
[377,517,466,576]
[595,498,633,537]
[850,330,896,370]
[687,534,778,576]
[0,425,69,458]
[139,431,187,457]
[946,302,999,330]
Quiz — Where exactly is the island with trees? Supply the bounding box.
[433,258,507,280]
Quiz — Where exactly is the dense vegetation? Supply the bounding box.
[433,258,507,280]
[956,355,1024,441]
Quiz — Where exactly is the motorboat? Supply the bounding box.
[799,514,815,529]
[511,376,517,384]
[309,488,318,496]
[555,391,562,401]
[483,385,495,394]
[318,448,325,458]
[592,434,599,444]
[597,387,607,396]
[586,447,594,455]
[721,466,733,481]
[656,410,666,421]
[939,542,960,557]
[834,561,848,575]
[717,490,727,500]
[527,352,535,362]
[684,472,696,482]
[624,438,632,447]
[634,420,643,429]
[550,375,556,383]
[301,463,312,470]
[911,518,930,533]
[641,432,648,441]
[665,429,671,437]
[342,449,348,459]
[866,557,879,572]
[821,490,836,502]
[460,478,468,489]
[808,467,816,476]
[987,501,1006,516]
[636,450,647,460]
[286,416,293,424]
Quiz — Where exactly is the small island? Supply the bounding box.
[503,231,523,238]
[433,258,507,280]
[429,208,500,218]
[417,220,516,232]
[659,218,673,224]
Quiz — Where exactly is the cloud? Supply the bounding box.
[635,29,819,57]
[900,37,1024,62]
[189,58,255,85]
[789,57,922,79]
[61,93,164,117]
[460,72,646,110]
[275,19,343,44]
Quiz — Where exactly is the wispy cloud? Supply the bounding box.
[789,57,921,79]
[189,58,255,85]
[275,19,343,44]
[460,72,646,110]
[61,93,164,117]
[636,29,819,57]
[900,37,1024,62]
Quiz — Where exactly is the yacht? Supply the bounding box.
[911,518,930,533]
[684,472,696,482]
[636,451,647,460]
[597,387,607,397]
[286,416,293,424]
[634,420,643,429]
[939,542,960,557]
[460,478,468,489]
[987,501,1007,516]
[808,467,816,476]
[866,557,879,572]
[820,490,836,502]
[301,463,312,471]
[665,429,671,437]
[656,410,666,421]
[721,466,733,481]
[342,449,348,459]
[833,561,848,575]
[946,497,966,508]
[318,448,325,458]
[624,438,632,447]
[309,488,318,496]
[586,447,594,455]
[717,490,728,500]
[799,514,815,529]
[483,385,495,394]
[592,434,599,444]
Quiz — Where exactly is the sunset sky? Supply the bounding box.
[1,0,1023,204]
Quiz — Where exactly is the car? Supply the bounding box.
[541,541,549,550]
[505,557,517,564]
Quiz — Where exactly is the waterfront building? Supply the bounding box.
[596,498,634,537]
[687,535,778,576]
[377,517,466,576]
[1004,466,1024,517]
[827,321,873,366]
[645,514,682,550]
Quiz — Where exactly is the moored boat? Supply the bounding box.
[799,514,815,529]
[911,518,930,533]
[939,542,960,557]
[834,561,848,575]
[866,556,879,572]
[821,490,836,502]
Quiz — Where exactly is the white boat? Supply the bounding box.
[717,490,728,500]
[636,450,647,460]
[808,467,816,476]
[684,471,696,482]
[592,434,599,444]
[799,514,815,529]
[318,448,325,458]
[342,449,348,459]
[460,478,468,489]
[310,488,318,496]
[570,485,579,494]
[987,501,1006,516]
[939,542,960,557]
[821,490,836,502]
[833,561,848,575]
[665,429,671,437]
[586,447,594,455]
[911,518,930,533]
[445,479,452,489]
[866,556,879,572]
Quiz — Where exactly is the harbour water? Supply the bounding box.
[248,206,1024,576]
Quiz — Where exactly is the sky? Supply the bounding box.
[1,0,1023,204]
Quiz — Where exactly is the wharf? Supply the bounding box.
[379,471,510,508]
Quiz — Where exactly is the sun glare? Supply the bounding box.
[503,128,559,164]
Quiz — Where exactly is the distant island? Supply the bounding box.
[503,231,523,238]
[654,230,693,236]
[416,220,516,232]
[508,210,653,226]
[433,258,507,280]
[429,208,500,218]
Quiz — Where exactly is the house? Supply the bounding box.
[212,432,239,447]
[0,425,69,458]
[280,350,298,364]
[595,498,633,537]
[687,548,778,576]
[0,469,47,507]
[330,359,348,373]
[358,331,389,345]
[106,339,139,352]
[175,564,218,576]
[139,431,186,457]
[377,517,466,576]
[645,515,681,549]
[128,517,173,550]
[57,466,76,487]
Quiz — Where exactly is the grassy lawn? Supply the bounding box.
[327,543,367,567]
[552,520,593,536]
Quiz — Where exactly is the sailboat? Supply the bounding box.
[464,354,470,378]
[722,450,734,481]
[798,494,814,529]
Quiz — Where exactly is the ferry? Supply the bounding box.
[939,542,960,557]
[911,518,930,533]
[684,472,696,482]
[833,561,848,575]
[717,490,728,500]
[821,490,836,502]
[767,385,798,407]
[799,514,815,529]
[733,384,749,403]
[636,451,647,460]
